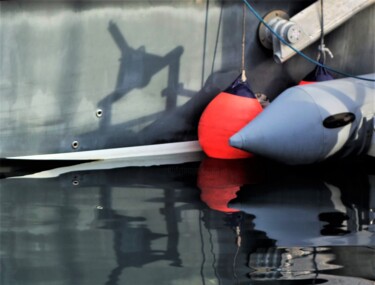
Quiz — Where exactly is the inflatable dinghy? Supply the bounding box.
[230,74,375,165]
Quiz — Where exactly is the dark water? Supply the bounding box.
[1,155,374,285]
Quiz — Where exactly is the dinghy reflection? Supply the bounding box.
[229,168,374,283]
[197,157,375,284]
[228,170,374,247]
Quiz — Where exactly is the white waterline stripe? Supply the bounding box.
[7,141,202,161]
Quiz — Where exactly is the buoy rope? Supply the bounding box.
[202,0,210,87]
[241,2,247,82]
[211,1,223,74]
[242,0,375,82]
[318,0,333,63]
[320,0,324,49]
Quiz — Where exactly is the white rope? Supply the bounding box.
[317,0,334,63]
[241,2,247,82]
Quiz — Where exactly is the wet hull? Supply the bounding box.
[1,1,374,159]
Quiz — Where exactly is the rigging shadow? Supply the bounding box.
[98,21,184,129]
[75,21,238,150]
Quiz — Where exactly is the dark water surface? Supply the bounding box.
[1,155,374,285]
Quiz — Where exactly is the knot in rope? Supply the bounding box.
[317,43,334,63]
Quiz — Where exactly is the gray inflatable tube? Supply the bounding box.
[230,74,375,165]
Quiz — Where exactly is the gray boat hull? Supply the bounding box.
[1,1,374,158]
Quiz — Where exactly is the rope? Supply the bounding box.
[319,0,325,62]
[201,0,210,88]
[242,0,375,82]
[211,1,223,74]
[320,0,324,48]
[241,2,247,82]
[318,0,333,63]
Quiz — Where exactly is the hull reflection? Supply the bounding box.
[1,157,374,284]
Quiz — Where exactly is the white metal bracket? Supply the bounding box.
[258,0,375,63]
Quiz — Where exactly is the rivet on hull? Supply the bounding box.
[71,141,79,149]
[96,109,103,118]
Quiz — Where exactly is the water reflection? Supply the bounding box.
[1,156,374,284]
[197,158,265,213]
[96,186,180,285]
[197,157,375,284]
[229,170,374,247]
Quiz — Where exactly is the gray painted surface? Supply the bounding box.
[1,1,374,157]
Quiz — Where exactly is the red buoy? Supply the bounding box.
[198,76,263,159]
